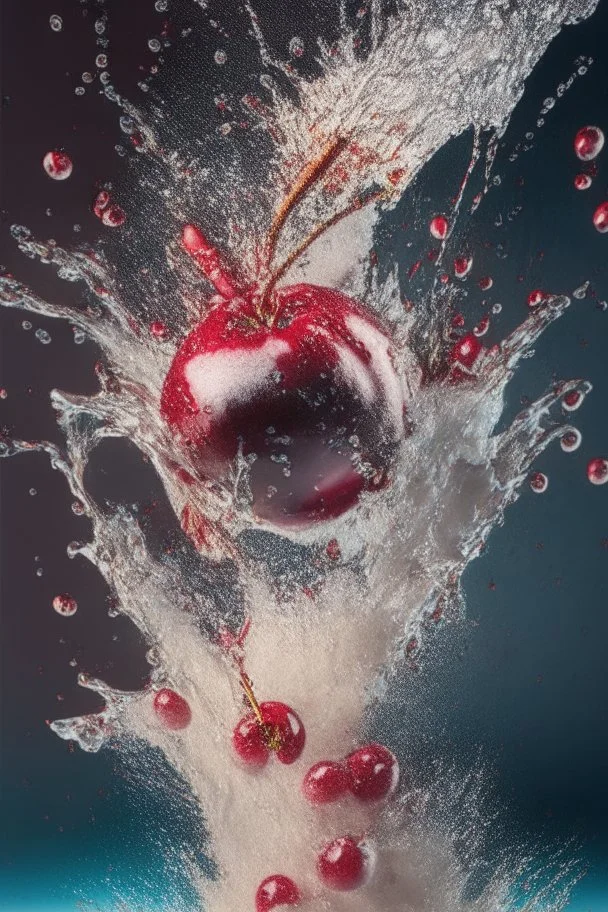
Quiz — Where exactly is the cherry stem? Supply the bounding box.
[260,187,390,315]
[182,224,239,299]
[239,669,282,751]
[265,134,349,268]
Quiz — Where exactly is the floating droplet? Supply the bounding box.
[95,53,108,68]
[53,594,78,617]
[587,457,608,485]
[49,14,63,32]
[148,38,161,53]
[529,472,548,493]
[429,215,448,240]
[592,201,608,233]
[43,151,72,181]
[574,125,604,161]
[560,429,581,452]
[562,389,584,411]
[155,0,168,9]
[289,37,305,58]
[527,289,546,309]
[214,49,227,65]
[35,329,51,345]
[574,173,592,190]
[101,204,126,228]
[453,256,472,279]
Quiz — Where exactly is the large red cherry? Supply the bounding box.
[346,742,399,801]
[232,701,305,766]
[255,875,301,911]
[302,760,351,804]
[153,688,192,730]
[316,836,373,891]
[161,226,405,527]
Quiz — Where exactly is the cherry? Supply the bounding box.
[255,875,301,911]
[161,225,405,528]
[346,742,399,802]
[562,389,583,411]
[233,701,305,766]
[317,836,371,891]
[153,688,192,730]
[302,760,351,804]
[592,201,608,233]
[43,151,72,180]
[587,457,608,485]
[429,215,449,240]
[574,126,604,161]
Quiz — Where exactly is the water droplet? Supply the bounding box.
[22,320,32,330]
[53,594,78,617]
[75,87,85,97]
[560,429,581,453]
[587,457,608,485]
[214,49,227,65]
[95,53,108,68]
[289,37,305,58]
[73,329,86,344]
[573,281,590,300]
[82,72,94,84]
[49,14,63,32]
[574,125,604,161]
[29,487,37,496]
[529,472,548,493]
[592,202,608,234]
[148,38,161,53]
[94,19,106,35]
[35,329,52,345]
[574,173,591,190]
[119,115,136,135]
[36,567,44,577]
[43,151,73,181]
[71,500,85,515]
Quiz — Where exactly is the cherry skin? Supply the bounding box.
[256,875,301,911]
[346,742,399,801]
[153,688,192,730]
[233,701,305,766]
[317,836,371,891]
[302,760,351,804]
[161,233,405,528]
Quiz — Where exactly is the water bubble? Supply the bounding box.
[49,14,63,32]
[36,567,44,577]
[100,71,111,85]
[75,87,85,96]
[592,202,608,233]
[155,0,168,9]
[587,457,608,485]
[148,38,161,53]
[82,72,94,84]
[43,151,73,181]
[22,320,32,330]
[289,37,305,58]
[94,18,106,35]
[453,256,472,278]
[529,472,548,494]
[29,488,37,496]
[214,50,227,65]
[574,125,604,161]
[35,329,52,345]
[71,500,85,515]
[119,115,136,135]
[95,53,108,68]
[492,302,502,314]
[73,329,86,344]
[573,281,590,300]
[53,594,78,617]
[560,429,581,452]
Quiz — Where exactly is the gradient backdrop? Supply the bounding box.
[1,1,607,910]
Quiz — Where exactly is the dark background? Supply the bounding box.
[1,1,607,909]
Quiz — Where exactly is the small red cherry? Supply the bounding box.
[587,457,608,486]
[317,836,372,891]
[429,215,449,240]
[346,742,399,801]
[102,203,126,228]
[256,875,301,911]
[574,125,604,161]
[153,688,192,730]
[592,201,608,234]
[233,701,305,766]
[529,471,548,493]
[449,333,482,370]
[302,760,351,804]
[478,276,493,291]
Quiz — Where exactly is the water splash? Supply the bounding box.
[0,1,599,910]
